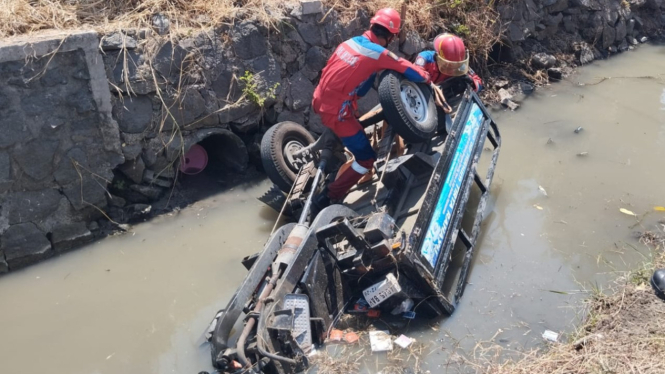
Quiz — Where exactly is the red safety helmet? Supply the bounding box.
[370,8,401,34]
[433,33,469,77]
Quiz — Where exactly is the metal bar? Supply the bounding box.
[298,159,327,225]
[433,117,492,286]
[458,229,472,248]
[407,97,471,273]
[211,223,296,363]
[454,185,491,302]
[473,171,487,194]
[395,205,420,221]
[269,206,359,315]
[484,146,501,190]
[374,125,395,171]
[454,246,475,301]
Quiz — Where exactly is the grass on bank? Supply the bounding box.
[0,0,502,70]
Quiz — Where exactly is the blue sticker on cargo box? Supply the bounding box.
[421,104,484,267]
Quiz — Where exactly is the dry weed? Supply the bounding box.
[0,0,501,72]
[334,0,503,74]
[0,0,295,38]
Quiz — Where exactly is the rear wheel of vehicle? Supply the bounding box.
[378,70,438,143]
[261,121,316,193]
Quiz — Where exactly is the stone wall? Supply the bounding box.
[497,0,663,65]
[99,7,390,224]
[0,32,123,272]
[0,0,663,273]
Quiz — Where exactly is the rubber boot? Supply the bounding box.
[327,166,366,201]
[651,269,665,301]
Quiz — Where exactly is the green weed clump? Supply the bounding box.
[239,71,279,108]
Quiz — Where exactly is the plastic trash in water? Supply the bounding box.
[394,334,414,349]
[343,332,360,344]
[403,311,416,319]
[542,330,559,342]
[391,298,414,315]
[369,330,393,352]
[329,329,344,342]
[349,298,370,313]
[367,309,381,318]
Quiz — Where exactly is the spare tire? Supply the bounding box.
[261,121,316,193]
[378,70,438,143]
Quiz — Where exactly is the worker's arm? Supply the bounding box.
[468,68,483,92]
[356,73,377,97]
[376,50,431,84]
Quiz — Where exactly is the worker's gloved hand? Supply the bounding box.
[462,74,476,89]
[413,65,431,84]
[430,83,452,114]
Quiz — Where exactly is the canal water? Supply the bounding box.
[0,44,663,374]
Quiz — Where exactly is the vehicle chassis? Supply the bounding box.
[208,89,501,373]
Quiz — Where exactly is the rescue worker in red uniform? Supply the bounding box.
[414,33,483,92]
[311,8,433,206]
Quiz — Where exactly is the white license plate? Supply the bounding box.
[363,273,401,308]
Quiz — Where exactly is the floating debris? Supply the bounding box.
[574,126,584,133]
[370,330,393,352]
[546,138,555,145]
[654,206,665,212]
[620,208,637,217]
[394,334,415,349]
[577,152,589,157]
[542,330,559,342]
[539,185,548,197]
[534,205,544,210]
[391,298,414,315]
[329,329,344,342]
[343,332,359,344]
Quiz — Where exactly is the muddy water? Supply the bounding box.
[0,181,278,374]
[1,45,664,374]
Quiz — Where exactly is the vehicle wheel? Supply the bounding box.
[261,121,316,193]
[378,70,438,143]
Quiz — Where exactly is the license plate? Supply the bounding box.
[363,273,401,308]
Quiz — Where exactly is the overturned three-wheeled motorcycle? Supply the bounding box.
[205,71,502,373]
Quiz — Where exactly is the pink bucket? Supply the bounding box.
[179,144,208,175]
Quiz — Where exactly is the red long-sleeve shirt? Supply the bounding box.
[312,31,431,136]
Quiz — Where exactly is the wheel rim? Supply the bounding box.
[283,139,304,172]
[400,81,428,125]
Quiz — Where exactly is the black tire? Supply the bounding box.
[261,121,316,193]
[378,70,438,143]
